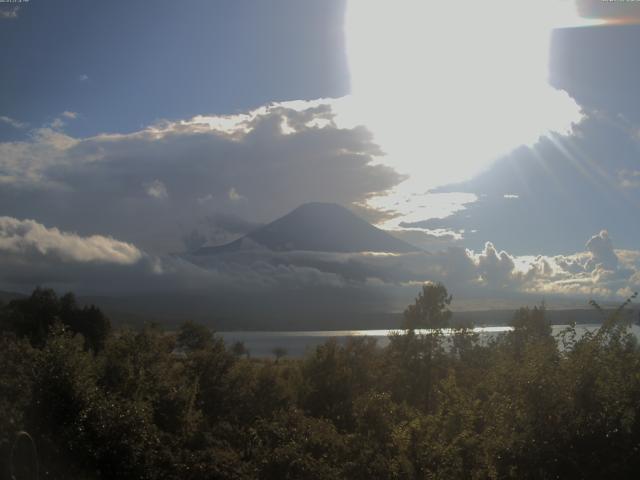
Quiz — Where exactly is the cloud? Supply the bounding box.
[0,211,637,309]
[0,216,142,265]
[227,187,245,202]
[618,169,640,189]
[1,105,636,304]
[0,216,200,294]
[0,217,154,292]
[585,230,618,270]
[0,116,27,129]
[182,212,263,252]
[78,74,89,82]
[0,102,402,254]
[518,230,639,299]
[206,212,261,237]
[182,229,208,252]
[343,1,584,196]
[47,111,79,131]
[408,114,640,254]
[61,111,78,119]
[574,0,640,23]
[471,242,517,288]
[387,228,462,252]
[180,227,639,304]
[0,6,19,19]
[144,179,168,199]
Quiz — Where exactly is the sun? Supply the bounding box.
[341,0,598,193]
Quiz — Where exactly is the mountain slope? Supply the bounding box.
[195,202,419,254]
[0,290,26,304]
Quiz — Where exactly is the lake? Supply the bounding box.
[219,324,640,358]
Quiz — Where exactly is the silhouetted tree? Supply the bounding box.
[3,287,59,348]
[61,293,111,352]
[1,288,110,351]
[176,320,213,352]
[510,304,551,339]
[403,282,452,330]
[272,346,287,363]
[231,340,249,358]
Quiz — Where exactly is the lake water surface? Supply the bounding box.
[219,324,640,358]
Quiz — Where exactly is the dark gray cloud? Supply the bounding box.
[551,20,640,123]
[182,213,263,252]
[0,103,402,254]
[0,215,351,297]
[388,229,462,252]
[2,103,639,305]
[0,215,637,306]
[410,114,640,255]
[184,230,640,302]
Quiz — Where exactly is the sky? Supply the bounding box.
[1,0,640,307]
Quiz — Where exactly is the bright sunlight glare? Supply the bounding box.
[339,0,603,227]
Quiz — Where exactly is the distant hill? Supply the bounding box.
[0,290,26,304]
[72,294,637,331]
[4,288,635,331]
[194,202,419,255]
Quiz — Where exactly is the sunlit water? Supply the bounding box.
[219,324,640,358]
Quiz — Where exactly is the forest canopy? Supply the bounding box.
[1,286,639,479]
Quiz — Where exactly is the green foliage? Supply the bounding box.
[403,282,452,330]
[0,287,111,352]
[253,409,346,480]
[299,337,380,430]
[177,320,214,352]
[510,304,551,339]
[0,334,38,477]
[1,286,640,478]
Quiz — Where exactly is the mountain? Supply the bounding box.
[194,202,420,255]
[0,290,26,304]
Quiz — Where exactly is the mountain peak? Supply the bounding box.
[290,202,349,212]
[195,203,419,255]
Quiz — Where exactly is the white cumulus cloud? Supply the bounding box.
[0,216,143,265]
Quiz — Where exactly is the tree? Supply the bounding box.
[176,320,213,352]
[4,287,59,348]
[60,293,111,352]
[403,283,452,330]
[272,346,287,363]
[2,289,111,352]
[232,340,249,358]
[75,305,111,352]
[510,305,551,339]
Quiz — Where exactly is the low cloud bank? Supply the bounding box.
[0,216,637,306]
